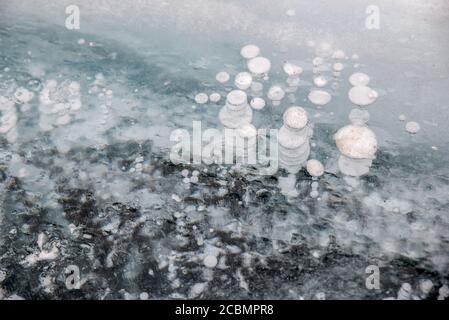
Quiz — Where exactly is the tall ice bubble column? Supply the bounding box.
[219,90,252,129]
[278,106,312,173]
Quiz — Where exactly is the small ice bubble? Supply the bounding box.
[312,57,324,66]
[139,292,149,300]
[194,93,208,104]
[190,176,199,183]
[267,86,285,102]
[397,283,412,300]
[171,194,182,202]
[216,71,230,84]
[313,76,327,87]
[250,97,265,110]
[349,72,370,86]
[332,49,345,59]
[420,280,433,296]
[77,38,85,45]
[203,255,218,268]
[247,56,271,75]
[310,190,319,198]
[192,170,200,176]
[240,44,260,59]
[398,114,407,121]
[182,177,190,184]
[234,72,253,90]
[286,9,296,17]
[306,159,324,177]
[405,121,420,134]
[333,62,344,72]
[209,92,221,103]
[283,62,303,76]
[308,90,331,106]
[283,106,308,129]
[348,86,378,106]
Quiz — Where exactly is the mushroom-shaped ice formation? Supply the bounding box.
[247,57,271,76]
[250,97,265,110]
[306,159,324,177]
[216,71,230,84]
[349,72,370,86]
[334,125,377,159]
[308,89,331,106]
[278,106,312,173]
[234,72,253,90]
[267,86,285,106]
[348,85,378,106]
[240,44,260,59]
[194,93,208,104]
[219,90,252,129]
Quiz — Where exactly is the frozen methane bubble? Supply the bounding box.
[333,62,344,72]
[348,86,378,106]
[219,90,252,129]
[286,9,296,16]
[215,71,230,84]
[405,121,420,134]
[349,72,370,86]
[349,108,370,125]
[312,57,324,66]
[250,97,265,110]
[313,76,327,87]
[283,62,303,76]
[14,87,34,103]
[335,125,378,159]
[250,81,263,96]
[209,92,221,103]
[247,57,271,76]
[399,114,407,121]
[308,90,331,106]
[203,255,218,268]
[194,93,208,104]
[267,86,285,106]
[335,124,378,177]
[278,106,312,173]
[240,44,260,59]
[332,49,346,59]
[306,159,325,177]
[234,72,253,90]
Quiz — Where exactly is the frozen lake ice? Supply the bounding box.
[0,0,448,300]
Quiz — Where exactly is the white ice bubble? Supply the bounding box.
[247,57,271,75]
[308,90,331,106]
[14,87,34,104]
[240,44,260,59]
[216,71,230,84]
[194,93,208,104]
[405,121,420,134]
[203,255,218,268]
[334,125,378,159]
[283,106,308,129]
[283,62,303,76]
[250,81,263,96]
[250,97,266,110]
[332,50,346,59]
[209,92,221,103]
[267,86,285,102]
[312,57,324,66]
[333,62,344,72]
[234,72,253,90]
[349,72,370,86]
[77,38,86,45]
[306,159,324,177]
[286,9,296,16]
[226,90,247,106]
[398,114,407,121]
[313,76,327,87]
[348,86,378,106]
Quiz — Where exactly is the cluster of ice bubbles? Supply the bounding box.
[192,42,420,197]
